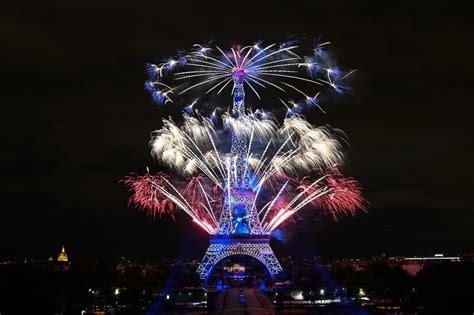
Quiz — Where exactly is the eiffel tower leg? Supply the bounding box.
[197,235,282,281]
[257,243,283,276]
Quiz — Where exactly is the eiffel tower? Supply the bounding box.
[197,71,282,280]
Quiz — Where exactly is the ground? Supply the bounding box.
[214,288,274,314]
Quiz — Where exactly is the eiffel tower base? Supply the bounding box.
[197,234,283,281]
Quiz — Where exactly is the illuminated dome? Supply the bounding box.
[57,245,68,262]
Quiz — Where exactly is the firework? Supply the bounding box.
[144,40,354,110]
[121,172,175,218]
[124,112,364,233]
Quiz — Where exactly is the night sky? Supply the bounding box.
[2,1,473,260]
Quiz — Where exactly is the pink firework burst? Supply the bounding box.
[298,169,366,220]
[121,172,175,218]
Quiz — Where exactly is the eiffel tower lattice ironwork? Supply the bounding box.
[197,73,282,280]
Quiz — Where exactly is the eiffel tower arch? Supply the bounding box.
[197,234,282,280]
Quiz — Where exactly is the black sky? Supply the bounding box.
[1,0,473,260]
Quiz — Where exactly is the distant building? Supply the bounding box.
[223,263,246,279]
[400,254,461,276]
[57,245,69,262]
[462,253,474,262]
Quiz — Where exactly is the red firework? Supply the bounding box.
[298,169,366,220]
[121,172,175,218]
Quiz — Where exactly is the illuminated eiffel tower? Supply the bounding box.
[197,73,282,280]
[125,41,365,284]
